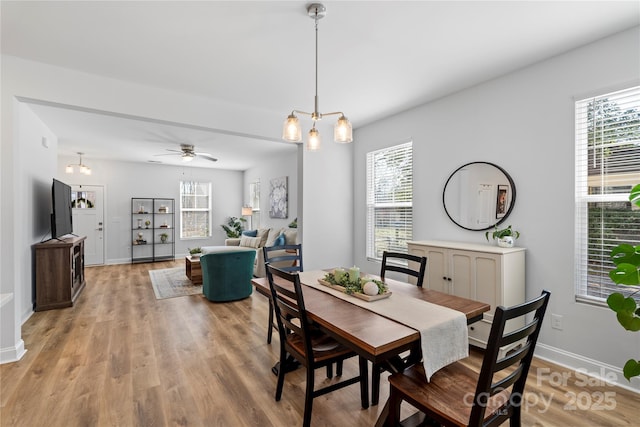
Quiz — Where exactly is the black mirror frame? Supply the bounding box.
[442,161,517,232]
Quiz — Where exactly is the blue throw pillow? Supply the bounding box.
[274,233,286,247]
[242,229,257,237]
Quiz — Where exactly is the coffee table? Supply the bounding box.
[185,255,202,285]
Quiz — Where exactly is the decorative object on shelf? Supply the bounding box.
[319,269,390,302]
[137,218,143,229]
[145,220,151,229]
[138,205,145,213]
[221,216,246,238]
[158,205,168,213]
[269,176,288,219]
[160,233,169,243]
[159,222,169,228]
[65,152,92,175]
[485,225,520,248]
[281,3,353,150]
[606,183,640,381]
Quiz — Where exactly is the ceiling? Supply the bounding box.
[2,1,639,170]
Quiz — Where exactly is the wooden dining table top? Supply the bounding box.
[251,271,490,363]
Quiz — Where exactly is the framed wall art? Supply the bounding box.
[269,176,288,219]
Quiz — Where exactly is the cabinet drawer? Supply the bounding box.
[468,319,492,348]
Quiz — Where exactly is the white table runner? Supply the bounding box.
[299,270,469,381]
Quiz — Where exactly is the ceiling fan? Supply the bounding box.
[154,144,218,163]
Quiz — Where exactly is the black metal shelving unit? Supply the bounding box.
[131,198,175,263]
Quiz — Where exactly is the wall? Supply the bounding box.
[56,155,243,265]
[353,27,640,390]
[243,148,299,233]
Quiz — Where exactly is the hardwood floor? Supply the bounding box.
[1,261,638,426]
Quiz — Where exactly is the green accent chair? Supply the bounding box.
[200,248,256,302]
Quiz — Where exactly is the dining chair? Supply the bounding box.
[263,244,303,344]
[387,290,551,427]
[380,251,427,287]
[372,250,428,405]
[265,264,369,427]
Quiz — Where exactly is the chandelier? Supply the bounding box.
[282,3,353,150]
[65,152,92,175]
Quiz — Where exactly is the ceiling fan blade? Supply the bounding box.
[196,152,218,162]
[153,152,180,157]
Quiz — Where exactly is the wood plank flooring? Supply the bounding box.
[1,261,638,426]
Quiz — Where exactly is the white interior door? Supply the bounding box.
[72,185,104,265]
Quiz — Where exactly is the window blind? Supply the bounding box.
[575,86,640,304]
[180,181,212,239]
[366,141,413,261]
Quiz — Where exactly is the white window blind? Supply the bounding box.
[575,86,640,304]
[180,181,212,239]
[366,141,413,261]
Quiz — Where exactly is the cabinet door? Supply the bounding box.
[449,250,473,299]
[424,247,449,293]
[472,252,500,321]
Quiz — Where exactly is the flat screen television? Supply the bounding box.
[51,178,73,239]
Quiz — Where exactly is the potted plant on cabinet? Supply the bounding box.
[188,247,202,258]
[485,225,520,248]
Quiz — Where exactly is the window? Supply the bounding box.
[575,86,640,304]
[366,141,413,261]
[180,181,212,239]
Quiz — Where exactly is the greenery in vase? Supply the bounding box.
[221,216,246,238]
[485,224,520,242]
[606,183,640,381]
[323,272,388,295]
[188,247,202,255]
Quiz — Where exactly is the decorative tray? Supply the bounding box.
[317,278,392,302]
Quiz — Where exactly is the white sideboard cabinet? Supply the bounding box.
[407,240,525,354]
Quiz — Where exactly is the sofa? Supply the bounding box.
[199,247,256,302]
[223,227,298,278]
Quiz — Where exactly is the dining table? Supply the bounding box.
[251,269,490,426]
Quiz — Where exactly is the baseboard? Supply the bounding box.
[535,343,640,394]
[0,339,26,364]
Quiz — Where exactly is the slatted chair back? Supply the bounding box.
[380,251,427,287]
[263,243,303,273]
[469,290,551,426]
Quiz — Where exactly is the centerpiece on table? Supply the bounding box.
[319,266,391,302]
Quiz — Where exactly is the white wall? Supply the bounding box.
[243,149,299,233]
[354,26,640,390]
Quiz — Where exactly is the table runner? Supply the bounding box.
[298,270,468,381]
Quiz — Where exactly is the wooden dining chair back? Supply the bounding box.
[387,290,551,427]
[266,264,369,427]
[380,251,427,287]
[263,244,303,344]
[371,250,428,405]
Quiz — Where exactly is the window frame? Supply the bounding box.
[179,181,212,240]
[574,85,640,305]
[366,140,413,263]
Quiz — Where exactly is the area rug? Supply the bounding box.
[149,267,202,300]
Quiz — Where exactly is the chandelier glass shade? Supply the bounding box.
[282,3,353,149]
[65,152,92,175]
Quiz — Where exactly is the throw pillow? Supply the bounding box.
[273,233,286,247]
[266,228,284,247]
[257,228,271,247]
[283,228,297,245]
[239,235,261,249]
[242,229,258,237]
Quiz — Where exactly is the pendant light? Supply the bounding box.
[282,3,353,150]
[65,152,92,175]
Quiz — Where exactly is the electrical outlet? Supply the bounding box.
[551,314,563,330]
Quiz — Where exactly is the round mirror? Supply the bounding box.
[443,162,516,231]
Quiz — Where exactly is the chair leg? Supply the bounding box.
[267,300,274,344]
[337,360,343,376]
[388,383,402,426]
[372,363,381,405]
[359,356,369,409]
[303,365,315,427]
[326,363,333,379]
[275,348,287,401]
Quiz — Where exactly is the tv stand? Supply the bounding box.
[34,235,86,311]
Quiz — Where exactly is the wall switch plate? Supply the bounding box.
[551,314,563,330]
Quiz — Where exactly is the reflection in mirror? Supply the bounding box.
[443,162,516,231]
